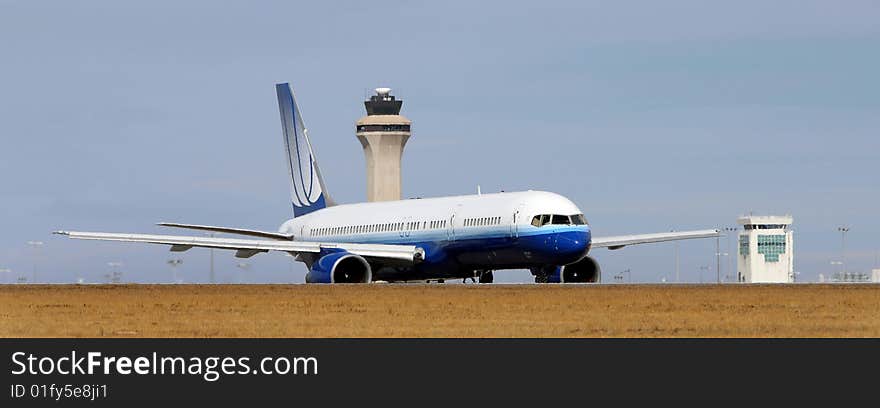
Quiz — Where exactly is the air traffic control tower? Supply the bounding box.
[736,215,794,283]
[356,88,412,202]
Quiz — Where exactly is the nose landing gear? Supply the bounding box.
[477,270,494,284]
[462,270,494,283]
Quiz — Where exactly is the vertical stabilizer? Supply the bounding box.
[276,83,334,217]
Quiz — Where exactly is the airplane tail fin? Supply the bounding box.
[276,83,334,217]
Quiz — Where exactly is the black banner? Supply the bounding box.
[1,339,876,406]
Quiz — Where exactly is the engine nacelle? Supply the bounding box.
[306,251,372,283]
[534,256,601,283]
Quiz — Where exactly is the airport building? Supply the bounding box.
[737,215,794,283]
[828,271,876,283]
[356,88,412,202]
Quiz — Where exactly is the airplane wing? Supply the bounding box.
[156,222,293,240]
[53,231,424,263]
[591,229,720,250]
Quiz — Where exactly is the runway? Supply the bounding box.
[2,284,879,337]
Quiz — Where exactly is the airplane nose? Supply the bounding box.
[555,228,591,258]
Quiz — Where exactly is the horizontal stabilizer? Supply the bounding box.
[157,222,293,240]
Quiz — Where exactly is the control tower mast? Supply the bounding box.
[356,88,412,202]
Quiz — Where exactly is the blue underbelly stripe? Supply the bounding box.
[301,226,590,246]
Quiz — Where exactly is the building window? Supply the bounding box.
[739,235,749,256]
[757,235,786,262]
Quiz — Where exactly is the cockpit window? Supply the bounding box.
[532,213,587,227]
[571,214,587,225]
[531,214,552,227]
[551,214,570,225]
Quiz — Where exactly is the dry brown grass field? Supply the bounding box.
[1,284,879,337]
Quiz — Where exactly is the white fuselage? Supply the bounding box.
[278,191,592,280]
[280,191,581,242]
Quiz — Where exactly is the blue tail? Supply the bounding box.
[276,83,334,217]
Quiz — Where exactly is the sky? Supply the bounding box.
[1,0,878,284]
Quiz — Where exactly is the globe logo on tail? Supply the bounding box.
[276,83,331,217]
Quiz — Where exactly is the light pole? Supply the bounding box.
[235,262,251,284]
[672,230,680,283]
[719,252,729,282]
[167,259,183,283]
[699,265,710,284]
[838,226,849,276]
[207,232,215,284]
[722,227,738,283]
[715,233,721,284]
[26,240,43,283]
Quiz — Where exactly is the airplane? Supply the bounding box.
[55,83,720,284]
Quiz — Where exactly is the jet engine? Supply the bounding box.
[306,251,372,283]
[533,256,601,283]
